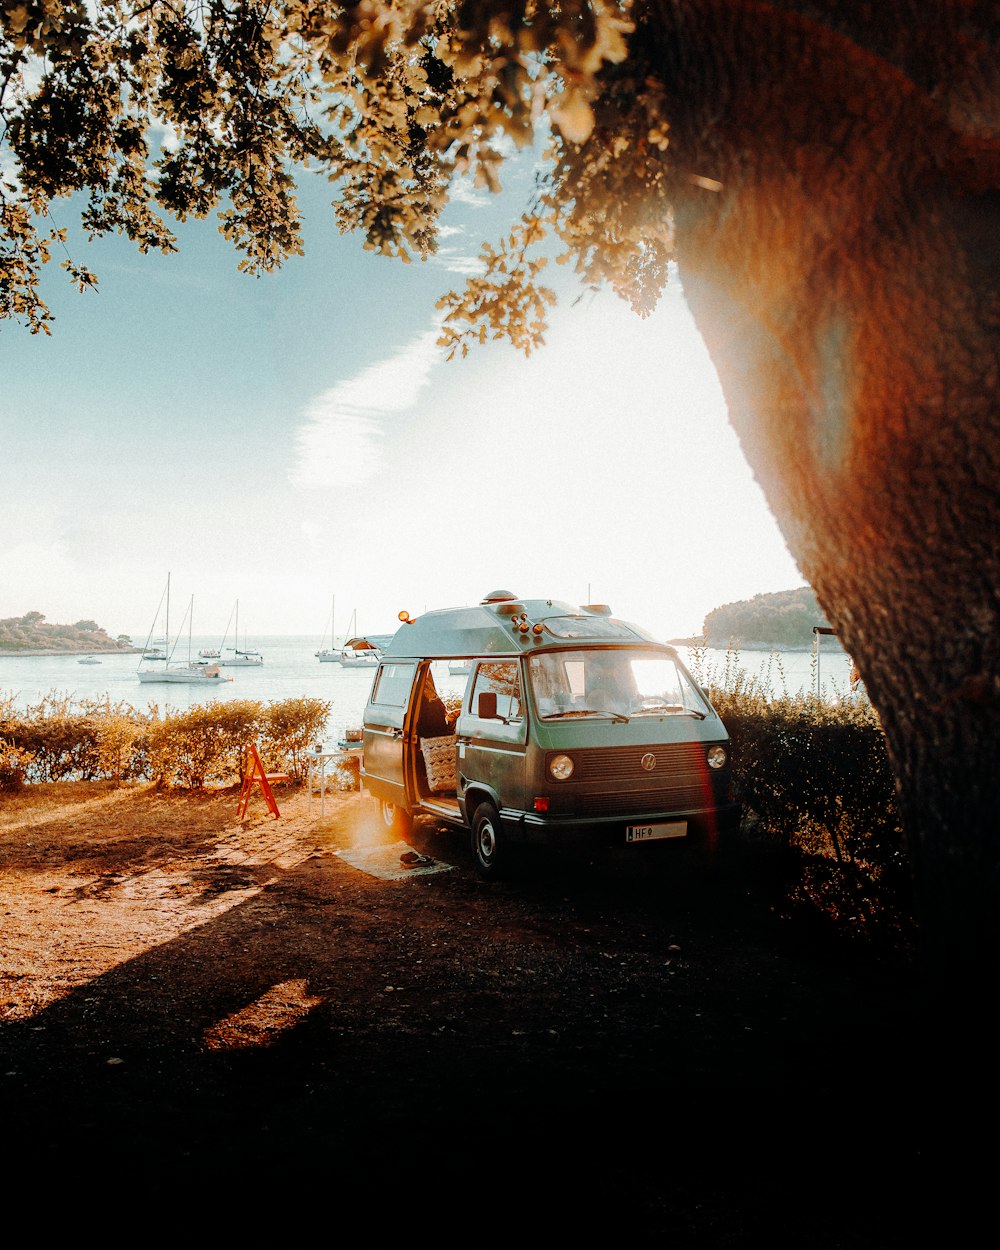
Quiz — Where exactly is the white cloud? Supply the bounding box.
[447,177,490,208]
[430,247,485,276]
[148,117,181,154]
[289,329,443,490]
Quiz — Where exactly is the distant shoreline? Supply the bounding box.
[668,638,846,653]
[0,648,142,658]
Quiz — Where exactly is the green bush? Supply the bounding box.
[689,643,912,947]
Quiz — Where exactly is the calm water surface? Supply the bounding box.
[0,634,854,743]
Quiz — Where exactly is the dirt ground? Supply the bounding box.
[0,780,988,1240]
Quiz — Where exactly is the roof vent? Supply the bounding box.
[583,604,613,616]
[482,589,518,604]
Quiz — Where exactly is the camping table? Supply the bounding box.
[308,746,363,816]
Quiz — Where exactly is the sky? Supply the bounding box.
[0,149,804,646]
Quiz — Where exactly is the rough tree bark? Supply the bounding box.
[647,0,999,981]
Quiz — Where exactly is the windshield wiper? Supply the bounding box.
[635,703,707,719]
[545,708,630,724]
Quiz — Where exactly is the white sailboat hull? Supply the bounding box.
[138,664,229,684]
[338,653,379,668]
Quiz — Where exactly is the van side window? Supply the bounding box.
[471,661,522,720]
[371,662,417,707]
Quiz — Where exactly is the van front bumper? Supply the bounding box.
[503,801,741,849]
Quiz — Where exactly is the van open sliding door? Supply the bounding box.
[362,660,420,808]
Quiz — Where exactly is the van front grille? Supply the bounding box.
[548,742,709,783]
[545,743,716,817]
[576,785,708,816]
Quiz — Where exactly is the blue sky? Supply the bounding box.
[0,150,803,644]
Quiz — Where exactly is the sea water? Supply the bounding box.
[0,634,855,743]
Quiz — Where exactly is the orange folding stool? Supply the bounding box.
[237,743,291,819]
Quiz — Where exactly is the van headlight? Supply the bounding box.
[707,745,727,770]
[548,754,574,781]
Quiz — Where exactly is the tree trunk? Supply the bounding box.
[646,0,1000,982]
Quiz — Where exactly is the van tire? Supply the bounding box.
[471,800,507,880]
[378,799,412,838]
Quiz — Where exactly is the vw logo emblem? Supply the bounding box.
[640,753,656,771]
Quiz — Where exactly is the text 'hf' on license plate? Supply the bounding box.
[626,821,687,843]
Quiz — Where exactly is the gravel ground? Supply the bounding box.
[0,781,986,1241]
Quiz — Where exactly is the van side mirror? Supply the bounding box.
[477,691,498,719]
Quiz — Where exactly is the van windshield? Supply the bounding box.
[528,649,708,721]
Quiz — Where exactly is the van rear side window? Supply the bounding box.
[372,662,417,707]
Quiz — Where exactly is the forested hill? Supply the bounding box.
[702,588,831,647]
[0,612,136,653]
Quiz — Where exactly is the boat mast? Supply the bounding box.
[219,599,236,653]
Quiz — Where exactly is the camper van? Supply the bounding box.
[361,590,739,878]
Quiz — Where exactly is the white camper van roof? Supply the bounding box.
[383,592,660,660]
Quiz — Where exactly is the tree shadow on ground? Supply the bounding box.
[0,819,985,1242]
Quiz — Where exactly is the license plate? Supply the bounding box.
[626,821,687,843]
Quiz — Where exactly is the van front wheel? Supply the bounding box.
[471,800,507,880]
[378,799,412,838]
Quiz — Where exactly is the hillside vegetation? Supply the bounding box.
[703,588,832,647]
[0,612,135,654]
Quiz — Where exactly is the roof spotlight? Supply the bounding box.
[398,610,413,623]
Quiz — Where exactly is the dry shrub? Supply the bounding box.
[0,738,34,790]
[259,697,331,782]
[148,699,265,788]
[328,752,361,791]
[0,693,111,781]
[0,690,330,789]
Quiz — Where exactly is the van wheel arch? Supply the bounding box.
[378,798,413,838]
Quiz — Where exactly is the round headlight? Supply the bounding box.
[707,745,727,770]
[549,754,574,781]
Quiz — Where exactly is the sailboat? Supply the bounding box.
[316,596,340,662]
[337,608,381,668]
[138,575,229,685]
[221,599,263,667]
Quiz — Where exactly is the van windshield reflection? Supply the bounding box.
[528,648,709,721]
